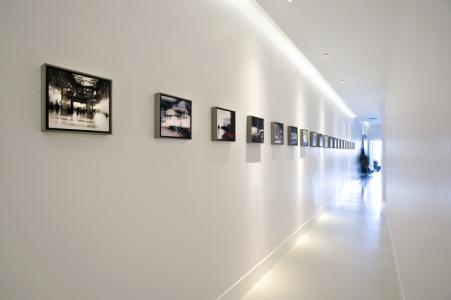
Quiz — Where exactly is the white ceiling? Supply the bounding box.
[256,0,400,124]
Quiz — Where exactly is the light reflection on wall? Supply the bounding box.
[226,0,356,119]
[240,41,269,255]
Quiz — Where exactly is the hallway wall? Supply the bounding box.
[0,1,355,299]
[384,0,451,299]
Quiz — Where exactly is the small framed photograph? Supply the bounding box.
[330,137,335,148]
[317,133,324,147]
[300,129,309,147]
[43,64,112,134]
[324,135,329,148]
[247,116,264,143]
[271,122,284,145]
[211,107,236,141]
[310,132,318,147]
[155,93,192,139]
[335,138,339,148]
[287,126,298,146]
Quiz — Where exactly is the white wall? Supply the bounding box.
[0,1,355,299]
[384,0,451,299]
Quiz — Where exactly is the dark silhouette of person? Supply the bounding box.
[358,148,370,197]
[359,148,370,176]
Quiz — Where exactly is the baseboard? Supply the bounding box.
[215,187,354,300]
[384,206,406,300]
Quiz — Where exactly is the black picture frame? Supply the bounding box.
[247,116,264,143]
[211,107,236,142]
[43,64,112,134]
[287,126,298,146]
[155,93,192,139]
[271,122,284,145]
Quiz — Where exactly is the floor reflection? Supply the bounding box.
[244,173,399,300]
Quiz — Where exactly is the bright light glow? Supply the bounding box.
[227,0,356,118]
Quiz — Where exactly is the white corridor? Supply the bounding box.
[243,174,401,300]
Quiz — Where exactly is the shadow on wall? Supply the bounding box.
[246,144,261,163]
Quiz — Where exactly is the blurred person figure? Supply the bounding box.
[358,148,370,197]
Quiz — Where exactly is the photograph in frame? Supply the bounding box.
[287,126,298,146]
[247,116,264,143]
[211,107,236,141]
[44,64,112,134]
[271,122,284,145]
[155,93,192,139]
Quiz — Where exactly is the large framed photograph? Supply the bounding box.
[43,64,112,134]
[271,122,284,145]
[310,131,318,147]
[301,129,309,147]
[247,116,264,143]
[155,93,192,139]
[287,126,298,146]
[211,107,236,141]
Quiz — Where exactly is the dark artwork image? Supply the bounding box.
[288,126,298,146]
[247,116,264,143]
[310,132,318,147]
[301,129,309,146]
[212,107,235,141]
[156,93,192,139]
[44,64,112,133]
[272,122,284,145]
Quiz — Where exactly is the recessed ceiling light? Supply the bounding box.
[323,53,329,57]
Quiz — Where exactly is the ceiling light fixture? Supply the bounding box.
[226,0,356,118]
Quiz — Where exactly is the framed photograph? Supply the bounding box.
[324,135,329,148]
[317,133,324,147]
[211,107,235,141]
[329,137,334,148]
[247,116,264,143]
[271,122,284,145]
[300,129,309,147]
[155,93,192,139]
[43,64,112,134]
[287,126,298,146]
[335,138,339,148]
[310,131,318,147]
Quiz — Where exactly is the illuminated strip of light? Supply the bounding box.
[227,0,356,118]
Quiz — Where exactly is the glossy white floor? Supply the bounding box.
[243,173,400,300]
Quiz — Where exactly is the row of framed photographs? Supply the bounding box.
[245,116,354,149]
[41,64,354,150]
